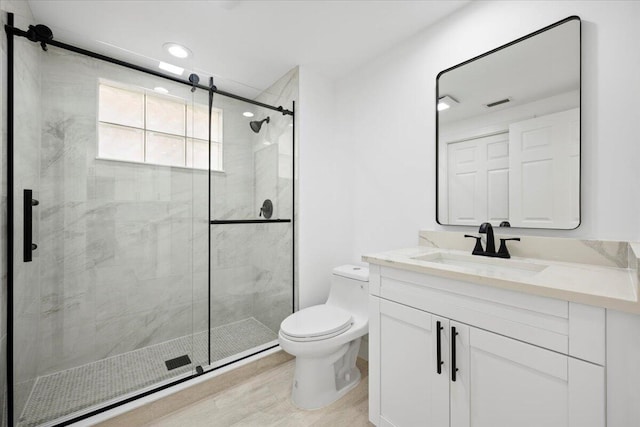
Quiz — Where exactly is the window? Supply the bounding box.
[98,82,223,171]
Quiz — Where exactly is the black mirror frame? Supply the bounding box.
[435,15,581,230]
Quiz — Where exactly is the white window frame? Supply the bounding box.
[97,80,223,171]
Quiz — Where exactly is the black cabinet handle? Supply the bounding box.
[451,326,459,382]
[436,321,443,374]
[24,189,38,262]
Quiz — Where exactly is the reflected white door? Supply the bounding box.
[446,133,509,225]
[509,108,579,228]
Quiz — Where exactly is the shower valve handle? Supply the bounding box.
[259,199,273,219]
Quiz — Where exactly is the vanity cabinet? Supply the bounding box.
[374,298,449,426]
[450,322,603,427]
[369,265,605,427]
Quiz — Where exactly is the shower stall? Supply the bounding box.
[4,11,295,427]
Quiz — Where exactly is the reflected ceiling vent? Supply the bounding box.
[485,97,511,108]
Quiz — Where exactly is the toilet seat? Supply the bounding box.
[280,305,353,342]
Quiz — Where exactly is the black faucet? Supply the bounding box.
[479,222,496,254]
[465,222,521,258]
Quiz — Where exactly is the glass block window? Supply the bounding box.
[98,82,223,170]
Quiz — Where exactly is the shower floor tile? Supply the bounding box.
[18,318,278,427]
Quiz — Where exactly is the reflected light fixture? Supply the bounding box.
[158,61,184,76]
[243,112,254,118]
[438,95,459,111]
[163,42,191,59]
[153,87,169,94]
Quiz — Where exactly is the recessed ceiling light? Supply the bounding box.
[438,95,459,112]
[154,87,169,94]
[243,112,254,118]
[163,42,191,59]
[158,61,184,76]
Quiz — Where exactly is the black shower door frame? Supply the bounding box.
[4,12,295,426]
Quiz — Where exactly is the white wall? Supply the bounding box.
[297,66,354,308]
[324,1,640,420]
[333,0,640,265]
[606,309,640,427]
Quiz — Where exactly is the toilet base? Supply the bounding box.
[290,338,362,410]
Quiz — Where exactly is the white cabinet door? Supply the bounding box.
[370,297,449,427]
[451,325,604,427]
[450,321,470,427]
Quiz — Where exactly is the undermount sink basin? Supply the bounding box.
[411,252,548,277]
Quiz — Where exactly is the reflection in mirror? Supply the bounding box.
[437,17,580,229]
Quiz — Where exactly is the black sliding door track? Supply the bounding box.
[4,22,293,116]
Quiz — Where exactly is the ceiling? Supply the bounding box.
[26,0,469,98]
[439,18,580,124]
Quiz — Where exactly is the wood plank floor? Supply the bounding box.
[138,359,371,426]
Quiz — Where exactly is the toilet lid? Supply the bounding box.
[280,305,353,339]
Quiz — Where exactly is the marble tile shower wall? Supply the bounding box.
[33,48,297,378]
[208,95,256,332]
[208,68,296,334]
[35,49,212,375]
[4,31,295,427]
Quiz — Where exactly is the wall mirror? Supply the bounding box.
[436,16,581,229]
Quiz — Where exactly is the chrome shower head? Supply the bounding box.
[250,116,270,133]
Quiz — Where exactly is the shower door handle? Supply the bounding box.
[24,189,38,262]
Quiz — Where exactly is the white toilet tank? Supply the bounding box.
[326,265,369,318]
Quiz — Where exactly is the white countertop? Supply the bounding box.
[363,245,640,314]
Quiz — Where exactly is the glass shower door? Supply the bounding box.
[208,97,294,367]
[10,19,208,425]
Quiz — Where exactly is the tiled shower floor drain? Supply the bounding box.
[18,318,277,427]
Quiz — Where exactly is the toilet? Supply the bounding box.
[278,265,369,410]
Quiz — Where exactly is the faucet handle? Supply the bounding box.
[497,237,520,258]
[464,235,484,255]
